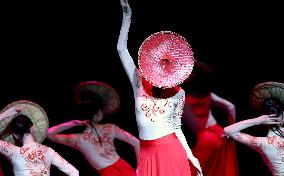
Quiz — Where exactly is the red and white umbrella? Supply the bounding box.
[138,31,194,88]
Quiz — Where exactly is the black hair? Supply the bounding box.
[77,91,105,146]
[11,114,33,141]
[262,98,284,116]
[78,90,105,120]
[182,61,214,97]
[141,77,180,99]
[262,98,284,138]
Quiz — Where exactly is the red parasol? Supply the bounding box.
[138,31,194,88]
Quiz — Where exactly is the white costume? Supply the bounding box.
[0,141,78,176]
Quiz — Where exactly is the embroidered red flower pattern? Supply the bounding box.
[82,125,116,160]
[0,141,13,160]
[267,135,284,163]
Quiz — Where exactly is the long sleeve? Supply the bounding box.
[0,108,19,133]
[223,115,274,152]
[172,91,203,175]
[0,140,14,161]
[51,149,79,176]
[175,129,202,175]
[117,0,137,89]
[224,117,260,135]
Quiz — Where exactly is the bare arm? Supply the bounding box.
[211,93,236,124]
[224,114,279,151]
[114,124,140,162]
[117,0,137,89]
[51,149,79,176]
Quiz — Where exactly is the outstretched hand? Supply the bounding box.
[196,162,203,176]
[120,0,131,14]
[70,120,89,126]
[197,172,203,176]
[0,107,23,119]
[120,0,129,7]
[255,114,282,126]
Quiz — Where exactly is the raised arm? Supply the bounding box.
[47,120,87,149]
[47,120,88,136]
[0,107,20,160]
[51,149,79,176]
[113,124,140,162]
[117,0,137,88]
[224,114,279,151]
[0,107,21,126]
[211,93,236,124]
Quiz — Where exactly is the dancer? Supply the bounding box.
[117,0,202,175]
[0,100,79,176]
[47,81,140,176]
[224,82,284,176]
[181,61,239,176]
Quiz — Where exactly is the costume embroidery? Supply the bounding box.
[0,141,13,160]
[267,136,284,163]
[82,125,116,159]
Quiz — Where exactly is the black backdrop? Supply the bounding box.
[0,0,283,175]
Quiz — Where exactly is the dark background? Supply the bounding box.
[0,0,283,175]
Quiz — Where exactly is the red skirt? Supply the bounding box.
[192,124,239,176]
[0,165,3,176]
[99,158,136,176]
[137,133,191,176]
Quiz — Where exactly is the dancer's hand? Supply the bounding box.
[0,107,23,121]
[197,172,203,176]
[192,157,203,176]
[120,0,131,14]
[197,167,203,176]
[120,0,129,7]
[70,120,89,126]
[255,114,281,125]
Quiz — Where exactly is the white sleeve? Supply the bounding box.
[0,140,15,161]
[174,129,202,175]
[117,2,137,90]
[172,92,203,176]
[50,149,79,176]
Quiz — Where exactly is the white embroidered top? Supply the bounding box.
[134,70,185,140]
[0,141,79,176]
[117,6,202,174]
[230,130,284,176]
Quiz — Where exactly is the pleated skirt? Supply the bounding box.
[137,133,191,176]
[192,124,239,176]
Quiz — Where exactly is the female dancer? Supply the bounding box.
[225,82,284,176]
[182,61,239,176]
[117,0,202,175]
[47,81,139,176]
[0,100,79,176]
